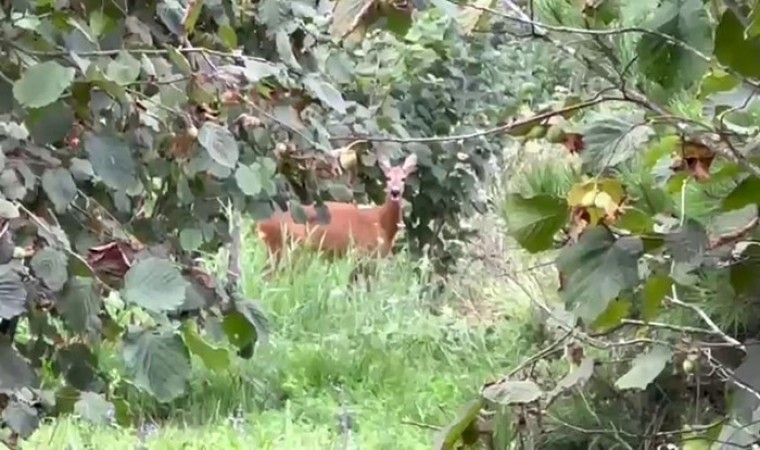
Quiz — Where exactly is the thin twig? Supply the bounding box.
[619,319,721,336]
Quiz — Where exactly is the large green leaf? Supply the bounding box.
[30,247,68,292]
[55,343,100,391]
[58,276,102,335]
[504,193,568,253]
[41,168,77,213]
[303,75,349,114]
[13,61,75,108]
[580,111,654,172]
[197,122,239,169]
[181,323,231,372]
[664,219,708,268]
[636,0,711,89]
[434,398,484,450]
[0,264,27,320]
[723,176,760,211]
[557,226,643,323]
[3,400,39,439]
[83,132,138,191]
[122,257,189,313]
[641,275,672,321]
[106,50,142,85]
[234,164,263,196]
[122,330,191,403]
[74,391,114,426]
[715,9,760,79]
[0,341,39,391]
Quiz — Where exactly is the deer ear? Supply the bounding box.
[402,153,418,175]
[377,154,392,173]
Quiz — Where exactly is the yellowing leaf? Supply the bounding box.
[332,0,376,40]
[457,0,493,35]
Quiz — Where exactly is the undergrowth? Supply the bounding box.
[23,230,542,449]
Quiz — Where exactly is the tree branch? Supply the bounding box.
[330,94,620,143]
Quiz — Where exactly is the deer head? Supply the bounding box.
[378,153,418,202]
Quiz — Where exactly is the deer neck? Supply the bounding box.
[377,196,402,240]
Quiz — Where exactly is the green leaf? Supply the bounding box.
[242,59,281,83]
[636,0,711,89]
[222,310,258,351]
[26,101,74,145]
[181,323,231,372]
[0,198,19,219]
[641,275,672,321]
[0,341,39,391]
[551,357,595,394]
[289,201,308,224]
[615,208,655,233]
[715,9,760,79]
[504,193,568,253]
[179,228,203,252]
[749,6,760,39]
[0,264,28,319]
[122,257,189,313]
[698,69,739,98]
[3,400,39,439]
[218,24,238,49]
[166,46,193,75]
[70,158,94,181]
[615,344,671,390]
[41,168,77,213]
[30,247,68,292]
[557,227,642,323]
[183,0,205,34]
[481,380,543,405]
[157,0,185,36]
[235,164,262,196]
[197,122,239,169]
[106,50,142,85]
[275,30,301,69]
[328,183,353,202]
[730,245,760,297]
[235,298,269,345]
[723,176,760,211]
[74,391,114,426]
[730,344,760,424]
[303,75,349,114]
[580,111,654,172]
[433,398,484,450]
[83,132,138,191]
[58,277,102,335]
[122,330,191,403]
[13,61,76,108]
[56,343,100,391]
[664,219,708,268]
[590,298,631,333]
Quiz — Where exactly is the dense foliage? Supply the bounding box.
[0,0,580,443]
[436,0,760,449]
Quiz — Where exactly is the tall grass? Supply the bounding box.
[24,228,541,449]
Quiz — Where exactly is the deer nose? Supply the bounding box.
[389,188,401,199]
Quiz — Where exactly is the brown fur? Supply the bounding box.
[256,154,417,273]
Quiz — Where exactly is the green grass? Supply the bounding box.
[22,233,540,450]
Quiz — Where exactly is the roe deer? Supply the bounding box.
[256,153,418,278]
